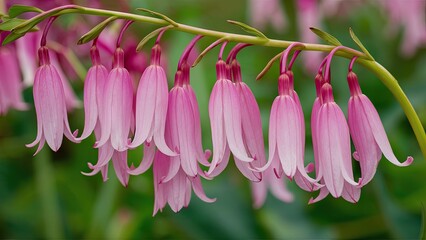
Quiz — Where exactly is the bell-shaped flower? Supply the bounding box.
[77,44,108,140]
[0,46,28,115]
[153,151,215,215]
[312,83,360,199]
[207,59,253,176]
[26,47,80,154]
[158,65,211,180]
[95,47,133,151]
[347,71,413,186]
[264,72,317,188]
[128,44,175,156]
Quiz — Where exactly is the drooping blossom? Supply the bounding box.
[26,46,80,154]
[157,37,211,181]
[248,0,286,33]
[152,151,215,215]
[95,47,133,151]
[347,70,413,186]
[266,72,317,185]
[228,51,293,207]
[77,42,109,140]
[128,43,175,156]
[0,46,27,115]
[79,42,131,187]
[309,82,360,203]
[207,54,253,176]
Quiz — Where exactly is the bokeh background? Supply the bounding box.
[1,0,426,239]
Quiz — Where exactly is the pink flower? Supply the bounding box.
[26,46,79,154]
[248,0,286,33]
[311,83,360,200]
[95,47,133,151]
[379,0,426,57]
[16,32,39,87]
[347,71,413,186]
[207,59,253,176]
[267,72,317,184]
[128,44,175,156]
[153,151,215,215]
[77,43,108,140]
[228,59,294,206]
[0,46,27,115]
[296,0,323,73]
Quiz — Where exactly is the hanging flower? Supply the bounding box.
[95,47,134,152]
[26,46,80,154]
[0,46,27,115]
[128,43,175,156]
[347,71,413,186]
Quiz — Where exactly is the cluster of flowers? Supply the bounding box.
[5,13,410,215]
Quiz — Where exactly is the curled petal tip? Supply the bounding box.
[273,168,282,178]
[204,150,212,160]
[352,151,360,161]
[404,156,414,166]
[306,163,315,173]
[308,198,315,205]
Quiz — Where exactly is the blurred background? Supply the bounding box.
[1,0,426,239]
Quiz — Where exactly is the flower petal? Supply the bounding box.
[361,95,413,166]
[129,66,157,148]
[223,79,252,162]
[128,142,156,175]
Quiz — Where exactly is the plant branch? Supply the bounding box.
[8,4,426,160]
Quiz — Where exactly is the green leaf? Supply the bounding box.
[136,25,173,51]
[8,5,43,18]
[136,8,178,27]
[2,32,25,45]
[0,18,38,32]
[227,20,268,39]
[0,18,27,31]
[349,27,375,61]
[309,27,342,46]
[78,16,118,45]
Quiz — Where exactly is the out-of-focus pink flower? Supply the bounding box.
[0,46,27,115]
[95,47,133,151]
[296,0,323,73]
[128,44,175,156]
[77,43,108,140]
[15,32,39,87]
[310,83,360,201]
[26,46,79,154]
[50,52,81,111]
[248,0,286,33]
[347,71,413,186]
[207,58,253,176]
[153,151,215,215]
[379,0,426,57]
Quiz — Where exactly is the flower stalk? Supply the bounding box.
[6,4,426,160]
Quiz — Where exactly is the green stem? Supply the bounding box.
[11,5,426,159]
[34,148,64,239]
[86,179,119,239]
[359,59,426,159]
